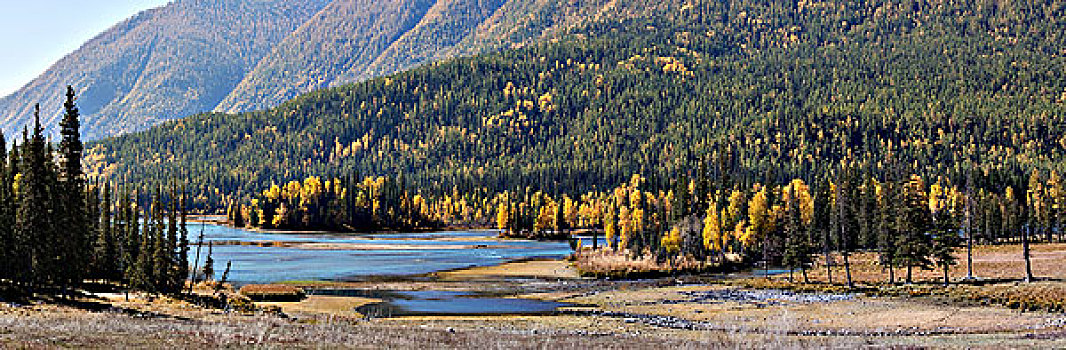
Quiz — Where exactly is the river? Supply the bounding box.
[188,223,573,285]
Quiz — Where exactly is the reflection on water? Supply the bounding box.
[188,224,572,284]
[311,289,573,316]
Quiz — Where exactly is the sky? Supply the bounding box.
[0,0,173,97]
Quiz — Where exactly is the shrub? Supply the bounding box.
[239,284,307,302]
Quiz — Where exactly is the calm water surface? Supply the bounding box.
[189,223,572,284]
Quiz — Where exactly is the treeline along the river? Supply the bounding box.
[230,163,1062,286]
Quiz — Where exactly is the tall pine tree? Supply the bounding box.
[58,86,89,288]
[0,132,10,282]
[17,107,58,287]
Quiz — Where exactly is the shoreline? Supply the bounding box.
[198,218,500,236]
[196,218,586,244]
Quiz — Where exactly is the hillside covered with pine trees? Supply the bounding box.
[88,0,1066,209]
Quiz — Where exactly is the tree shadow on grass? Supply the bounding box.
[0,282,197,322]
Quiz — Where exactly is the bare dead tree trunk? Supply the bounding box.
[1023,224,1034,283]
[843,252,853,288]
[188,223,206,295]
[824,237,833,284]
[943,264,950,287]
[965,170,975,281]
[838,182,853,288]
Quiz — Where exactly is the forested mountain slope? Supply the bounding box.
[1,0,683,139]
[91,1,1066,209]
[211,0,683,113]
[0,0,332,139]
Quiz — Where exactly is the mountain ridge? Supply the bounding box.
[1,0,682,140]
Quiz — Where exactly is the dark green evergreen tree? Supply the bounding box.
[95,183,120,281]
[782,196,814,283]
[17,108,58,287]
[877,179,900,284]
[896,176,933,284]
[931,208,961,286]
[202,242,215,282]
[0,132,10,282]
[178,186,190,294]
[85,181,100,279]
[58,86,89,287]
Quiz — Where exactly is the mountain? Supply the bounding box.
[208,0,685,113]
[1,0,682,140]
[90,1,1066,209]
[0,0,332,139]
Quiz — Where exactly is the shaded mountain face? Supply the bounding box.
[0,0,332,139]
[0,0,680,140]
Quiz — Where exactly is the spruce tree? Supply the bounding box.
[877,179,899,284]
[814,180,834,284]
[782,195,814,283]
[96,183,119,281]
[178,186,190,294]
[232,203,245,228]
[58,86,89,287]
[120,187,139,284]
[6,140,26,284]
[125,190,148,290]
[85,181,101,279]
[931,208,961,286]
[0,132,10,282]
[149,189,168,293]
[833,168,856,287]
[896,175,933,284]
[17,109,59,287]
[165,187,180,294]
[202,242,215,282]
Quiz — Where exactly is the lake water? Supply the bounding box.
[189,223,573,285]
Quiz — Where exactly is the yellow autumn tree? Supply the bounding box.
[563,195,578,229]
[702,202,723,252]
[496,201,510,231]
[929,179,946,215]
[744,186,770,247]
[784,179,814,225]
[535,201,555,234]
[604,204,617,249]
[661,226,682,254]
[726,189,745,225]
[618,205,632,250]
[1050,171,1065,223]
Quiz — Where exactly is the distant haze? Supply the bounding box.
[0,0,172,97]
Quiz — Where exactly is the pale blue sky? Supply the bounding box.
[0,0,173,97]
